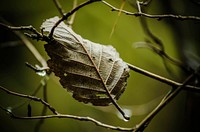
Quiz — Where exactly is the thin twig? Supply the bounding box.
[110,0,126,38]
[139,15,164,50]
[103,1,190,73]
[49,0,101,38]
[0,105,134,131]
[135,1,188,73]
[67,0,78,27]
[25,62,49,73]
[133,66,200,131]
[34,80,48,132]
[136,1,142,13]
[135,41,188,72]
[53,0,65,16]
[5,76,49,111]
[0,85,134,131]
[127,63,200,92]
[0,23,48,68]
[0,85,58,115]
[140,0,152,6]
[1,2,199,131]
[101,0,200,21]
[0,23,43,40]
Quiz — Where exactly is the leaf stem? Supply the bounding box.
[80,44,130,120]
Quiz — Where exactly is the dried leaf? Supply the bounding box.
[41,16,130,106]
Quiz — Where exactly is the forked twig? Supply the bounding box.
[0,65,198,131]
[135,1,188,73]
[0,85,58,115]
[104,0,190,73]
[49,0,101,38]
[1,1,200,131]
[101,0,200,21]
[0,23,48,68]
[0,86,133,131]
[133,66,200,131]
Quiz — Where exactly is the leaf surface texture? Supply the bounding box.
[42,17,130,106]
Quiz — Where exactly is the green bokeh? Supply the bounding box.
[0,0,189,132]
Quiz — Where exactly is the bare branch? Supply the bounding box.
[0,23,43,40]
[0,85,133,131]
[67,0,78,27]
[103,1,189,72]
[0,23,48,68]
[0,85,58,115]
[53,0,78,27]
[136,1,142,13]
[139,0,152,6]
[1,62,198,132]
[53,0,65,17]
[102,1,200,21]
[133,66,200,131]
[0,105,134,132]
[34,80,48,132]
[135,41,188,72]
[138,16,164,51]
[127,63,200,92]
[49,0,101,38]
[1,1,199,131]
[25,62,49,73]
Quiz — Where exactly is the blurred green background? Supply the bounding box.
[0,0,198,132]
